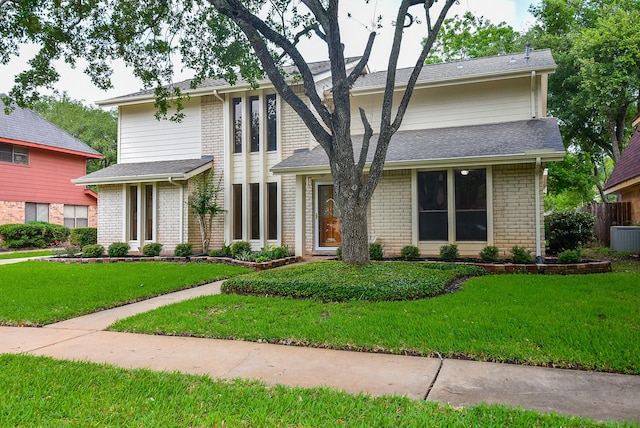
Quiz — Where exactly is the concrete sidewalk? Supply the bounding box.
[1,281,639,424]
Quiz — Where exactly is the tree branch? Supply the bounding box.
[356,107,374,177]
[346,31,376,87]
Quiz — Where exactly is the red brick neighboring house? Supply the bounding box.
[0,98,103,229]
[605,115,640,223]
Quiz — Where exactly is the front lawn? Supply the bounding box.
[0,249,53,259]
[0,261,250,326]
[110,268,640,374]
[0,354,624,427]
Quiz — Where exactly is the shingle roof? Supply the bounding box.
[73,157,213,185]
[352,49,556,90]
[272,118,564,173]
[0,98,103,157]
[605,129,640,191]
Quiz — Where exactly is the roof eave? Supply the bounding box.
[272,150,566,175]
[604,175,640,195]
[72,161,212,186]
[0,137,104,159]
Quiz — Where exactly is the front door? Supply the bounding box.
[317,184,341,248]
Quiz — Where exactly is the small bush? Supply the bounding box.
[0,222,70,249]
[511,246,533,264]
[336,247,342,260]
[479,245,500,262]
[546,211,595,252]
[54,244,79,257]
[369,242,384,260]
[82,244,104,258]
[400,245,420,260]
[558,248,582,263]
[231,241,252,257]
[108,242,130,257]
[439,244,459,261]
[174,243,193,257]
[142,243,163,256]
[69,227,97,248]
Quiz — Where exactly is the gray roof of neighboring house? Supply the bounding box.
[0,98,103,157]
[272,118,565,173]
[73,157,213,185]
[352,49,556,90]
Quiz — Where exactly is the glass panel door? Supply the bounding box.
[317,184,341,248]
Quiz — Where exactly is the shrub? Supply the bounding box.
[400,245,420,260]
[369,242,384,260]
[546,211,595,252]
[53,244,79,257]
[69,227,97,248]
[511,246,533,264]
[558,248,582,264]
[479,245,500,262]
[336,247,342,260]
[231,241,252,257]
[174,243,193,257]
[439,244,459,261]
[82,244,104,258]
[0,222,70,249]
[142,243,163,256]
[108,242,130,257]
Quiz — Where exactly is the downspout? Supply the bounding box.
[535,157,543,263]
[168,178,185,244]
[530,71,537,118]
[213,90,224,103]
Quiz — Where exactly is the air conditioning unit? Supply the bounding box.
[610,226,640,252]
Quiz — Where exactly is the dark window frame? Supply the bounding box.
[267,182,278,240]
[233,98,243,154]
[249,96,260,152]
[266,94,277,152]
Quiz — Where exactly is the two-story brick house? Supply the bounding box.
[75,49,565,259]
[0,99,103,228]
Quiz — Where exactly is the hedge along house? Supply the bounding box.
[74,49,564,259]
[0,98,103,229]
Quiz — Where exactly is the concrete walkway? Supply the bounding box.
[1,280,639,424]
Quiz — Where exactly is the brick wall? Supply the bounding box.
[493,163,544,256]
[370,170,413,256]
[156,182,182,253]
[0,201,25,224]
[621,184,640,224]
[97,184,124,247]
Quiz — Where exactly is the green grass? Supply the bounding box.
[0,249,53,259]
[111,271,640,374]
[0,261,250,326]
[0,354,628,427]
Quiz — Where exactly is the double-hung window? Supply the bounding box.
[25,202,49,223]
[64,205,89,228]
[0,143,29,165]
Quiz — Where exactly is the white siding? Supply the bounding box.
[350,78,532,135]
[119,99,202,163]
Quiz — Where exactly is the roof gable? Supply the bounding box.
[605,129,640,191]
[0,99,103,158]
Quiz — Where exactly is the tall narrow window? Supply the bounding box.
[25,202,49,223]
[250,183,260,240]
[233,98,243,153]
[417,171,448,241]
[455,169,487,241]
[144,184,154,241]
[266,94,277,151]
[129,186,138,240]
[267,182,278,240]
[249,96,260,152]
[233,184,243,240]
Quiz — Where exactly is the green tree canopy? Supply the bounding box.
[31,93,117,174]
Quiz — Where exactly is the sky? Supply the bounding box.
[0,0,539,107]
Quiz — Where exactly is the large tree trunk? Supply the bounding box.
[336,184,370,264]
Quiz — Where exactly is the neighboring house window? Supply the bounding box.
[233,98,243,153]
[249,96,260,152]
[418,171,448,241]
[455,169,487,241]
[25,202,49,223]
[64,205,89,228]
[0,143,29,165]
[418,169,487,242]
[233,184,243,240]
[267,182,278,240]
[250,183,260,240]
[266,94,277,151]
[128,184,155,243]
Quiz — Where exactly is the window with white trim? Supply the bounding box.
[0,143,29,165]
[64,205,89,228]
[25,202,49,223]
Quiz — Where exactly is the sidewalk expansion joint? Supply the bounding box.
[423,352,444,400]
[23,330,99,355]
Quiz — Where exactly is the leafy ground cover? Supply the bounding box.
[0,354,626,427]
[0,261,250,326]
[222,261,485,301]
[111,268,640,374]
[0,249,53,260]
